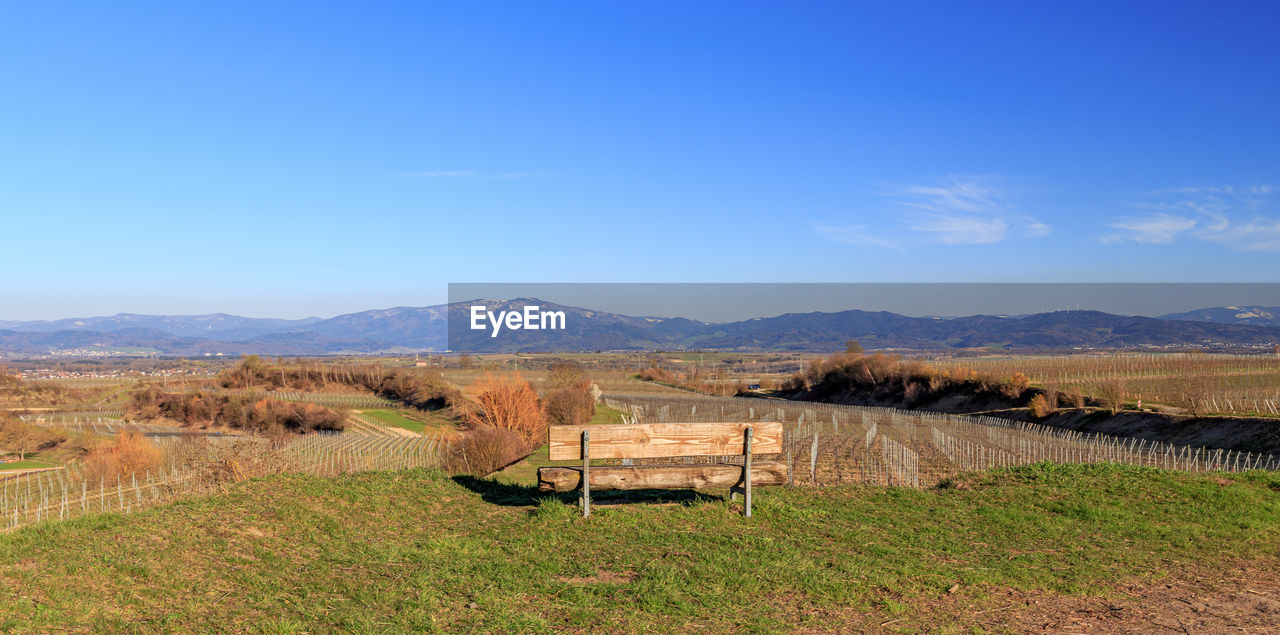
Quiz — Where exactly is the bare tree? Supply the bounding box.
[1093,378,1127,414]
[1169,373,1215,418]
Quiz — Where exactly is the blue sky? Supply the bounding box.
[2,1,1278,320]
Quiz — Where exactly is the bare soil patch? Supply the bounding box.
[902,559,1280,633]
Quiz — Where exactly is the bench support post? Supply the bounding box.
[581,430,591,518]
[744,426,753,518]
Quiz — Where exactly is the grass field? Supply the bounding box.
[1,460,1277,631]
[0,453,55,472]
[362,409,429,434]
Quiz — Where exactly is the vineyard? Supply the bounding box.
[1,431,442,533]
[223,390,401,410]
[7,359,1280,533]
[603,393,1280,488]
[929,353,1280,417]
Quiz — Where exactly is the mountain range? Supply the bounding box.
[1,301,1278,356]
[1157,305,1280,327]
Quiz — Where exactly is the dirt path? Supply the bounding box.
[884,559,1280,633]
[0,466,65,480]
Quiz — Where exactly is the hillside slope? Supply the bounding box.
[1,466,1278,631]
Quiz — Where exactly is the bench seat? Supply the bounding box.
[537,461,787,493]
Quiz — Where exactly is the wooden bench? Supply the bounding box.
[537,422,787,517]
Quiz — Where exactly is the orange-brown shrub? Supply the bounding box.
[1001,372,1031,399]
[1066,386,1086,408]
[129,386,346,434]
[636,367,675,383]
[547,360,587,389]
[442,425,530,476]
[217,359,466,415]
[83,430,163,482]
[1028,393,1055,418]
[544,379,596,427]
[468,373,546,445]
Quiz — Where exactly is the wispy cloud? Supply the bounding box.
[814,176,1051,249]
[906,213,1009,244]
[1103,213,1197,244]
[812,224,905,251]
[395,169,546,180]
[1103,185,1280,251]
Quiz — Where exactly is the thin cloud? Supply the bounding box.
[887,176,1051,244]
[1103,213,1197,244]
[907,213,1010,244]
[812,224,904,251]
[1104,185,1279,251]
[815,176,1051,249]
[395,170,546,180]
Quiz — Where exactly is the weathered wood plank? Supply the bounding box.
[547,422,783,460]
[538,461,788,492]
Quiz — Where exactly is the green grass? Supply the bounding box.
[0,463,1277,632]
[589,403,625,425]
[0,453,55,471]
[362,409,429,434]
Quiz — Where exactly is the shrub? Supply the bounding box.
[217,360,467,415]
[1028,393,1055,418]
[544,379,596,427]
[469,373,546,445]
[443,425,530,476]
[903,381,925,405]
[1093,378,1126,414]
[1066,386,1086,408]
[129,387,346,434]
[547,361,587,389]
[83,430,164,482]
[1001,373,1030,399]
[636,367,675,383]
[165,436,291,488]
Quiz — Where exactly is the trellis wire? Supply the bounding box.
[604,393,1280,488]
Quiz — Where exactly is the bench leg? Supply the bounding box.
[581,430,590,518]
[744,427,753,518]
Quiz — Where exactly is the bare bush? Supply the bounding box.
[1065,386,1086,409]
[1094,378,1127,414]
[469,373,546,445]
[1001,373,1030,400]
[547,361,587,389]
[129,387,347,434]
[544,379,596,426]
[166,436,292,489]
[1169,373,1215,418]
[442,426,530,476]
[217,359,467,415]
[1028,393,1055,418]
[83,430,164,482]
[636,367,675,383]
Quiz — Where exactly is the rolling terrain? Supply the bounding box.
[3,302,1280,356]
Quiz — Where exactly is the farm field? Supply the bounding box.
[929,353,1280,417]
[356,408,465,437]
[0,453,55,472]
[0,464,1277,631]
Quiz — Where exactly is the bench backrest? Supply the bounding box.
[547,422,784,461]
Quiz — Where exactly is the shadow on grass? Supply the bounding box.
[451,475,723,509]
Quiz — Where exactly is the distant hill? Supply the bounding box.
[0,313,323,340]
[3,301,1280,356]
[452,305,1280,352]
[1160,306,1280,327]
